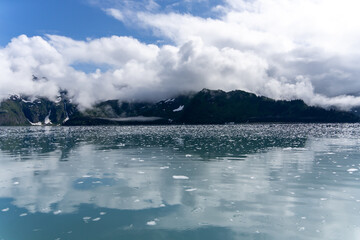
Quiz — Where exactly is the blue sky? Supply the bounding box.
[0,0,130,46]
[0,0,223,46]
[1,0,360,109]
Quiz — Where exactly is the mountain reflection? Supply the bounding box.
[0,125,360,239]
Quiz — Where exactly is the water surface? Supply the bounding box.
[0,124,360,239]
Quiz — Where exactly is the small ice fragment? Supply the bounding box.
[53,210,62,215]
[100,212,106,215]
[1,208,9,212]
[92,217,101,221]
[320,198,327,201]
[138,171,145,174]
[347,168,358,172]
[20,213,28,217]
[173,175,189,180]
[77,181,84,184]
[185,154,192,157]
[185,188,197,192]
[134,199,140,203]
[160,166,169,169]
[82,175,91,178]
[146,221,156,226]
[13,181,19,185]
[159,204,166,207]
[83,217,91,221]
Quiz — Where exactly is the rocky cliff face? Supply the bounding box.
[0,94,77,126]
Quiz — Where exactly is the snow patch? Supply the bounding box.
[173,105,184,112]
[28,120,42,126]
[63,117,69,123]
[44,110,52,125]
[164,98,175,103]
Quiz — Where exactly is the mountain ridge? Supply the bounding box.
[0,89,359,126]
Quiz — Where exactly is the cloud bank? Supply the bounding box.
[1,0,360,110]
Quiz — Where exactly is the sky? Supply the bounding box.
[1,0,360,109]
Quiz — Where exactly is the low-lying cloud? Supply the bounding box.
[1,0,360,110]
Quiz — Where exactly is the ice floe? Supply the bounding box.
[173,175,189,180]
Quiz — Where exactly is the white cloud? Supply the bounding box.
[104,8,124,21]
[1,0,360,110]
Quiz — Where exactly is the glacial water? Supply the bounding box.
[0,124,360,240]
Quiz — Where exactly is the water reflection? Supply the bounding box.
[0,125,360,240]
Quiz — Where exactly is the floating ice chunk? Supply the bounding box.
[347,168,358,172]
[185,154,192,157]
[13,181,19,185]
[138,171,145,174]
[82,175,92,178]
[173,175,189,180]
[83,217,91,221]
[92,217,101,221]
[185,188,197,192]
[1,208,9,212]
[173,105,184,112]
[53,210,62,215]
[159,204,166,207]
[100,212,106,215]
[19,213,27,217]
[160,166,169,169]
[320,198,327,201]
[146,221,156,226]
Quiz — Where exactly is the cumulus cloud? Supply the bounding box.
[1,0,360,110]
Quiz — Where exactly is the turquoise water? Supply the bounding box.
[0,124,360,240]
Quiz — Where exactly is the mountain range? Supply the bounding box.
[0,89,359,126]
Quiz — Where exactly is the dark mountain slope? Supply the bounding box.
[0,89,359,126]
